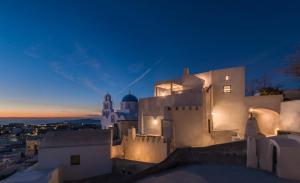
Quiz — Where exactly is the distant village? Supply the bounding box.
[1,66,300,183]
[0,119,100,180]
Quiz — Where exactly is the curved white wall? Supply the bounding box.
[280,100,300,133]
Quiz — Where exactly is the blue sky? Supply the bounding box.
[0,0,299,117]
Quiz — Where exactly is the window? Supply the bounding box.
[223,85,231,93]
[70,155,80,165]
[225,75,230,81]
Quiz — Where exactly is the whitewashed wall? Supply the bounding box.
[38,145,111,181]
[280,100,300,132]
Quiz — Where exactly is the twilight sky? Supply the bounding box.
[0,0,300,118]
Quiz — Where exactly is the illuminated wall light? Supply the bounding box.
[153,119,158,125]
[211,112,216,116]
[249,108,254,113]
[275,127,280,135]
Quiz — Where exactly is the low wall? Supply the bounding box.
[38,145,111,181]
[255,135,300,181]
[280,100,300,133]
[245,95,283,113]
[111,145,123,159]
[114,140,246,183]
[122,135,168,163]
[48,168,61,183]
[112,158,154,175]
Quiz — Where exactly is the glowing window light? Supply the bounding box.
[225,75,230,81]
[160,91,167,96]
[223,85,231,93]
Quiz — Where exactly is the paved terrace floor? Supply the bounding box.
[136,164,300,183]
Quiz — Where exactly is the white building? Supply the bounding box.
[37,129,112,181]
[247,99,300,181]
[4,129,112,183]
[101,93,138,129]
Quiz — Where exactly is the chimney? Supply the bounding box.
[183,68,190,76]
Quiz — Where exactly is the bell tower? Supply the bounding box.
[102,93,114,119]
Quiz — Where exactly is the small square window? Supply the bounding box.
[223,85,231,93]
[225,75,230,81]
[70,155,80,165]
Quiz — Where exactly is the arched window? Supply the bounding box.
[111,115,115,123]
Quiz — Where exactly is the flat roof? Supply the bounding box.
[40,129,110,148]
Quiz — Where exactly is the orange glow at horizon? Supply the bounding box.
[0,111,100,118]
[0,102,100,118]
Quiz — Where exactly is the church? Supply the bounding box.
[101,92,138,129]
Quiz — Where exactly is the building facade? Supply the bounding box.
[37,129,112,181]
[113,66,284,163]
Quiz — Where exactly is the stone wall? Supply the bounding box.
[114,140,246,183]
[122,135,168,163]
[111,144,123,159]
[112,158,154,175]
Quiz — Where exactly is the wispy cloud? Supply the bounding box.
[118,58,163,95]
[66,42,102,69]
[50,62,75,82]
[50,62,104,95]
[127,63,145,74]
[81,79,103,94]
[243,39,294,67]
[23,45,40,59]
[48,42,109,94]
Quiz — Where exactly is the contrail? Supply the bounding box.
[118,58,163,95]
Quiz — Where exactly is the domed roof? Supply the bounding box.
[122,93,138,102]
